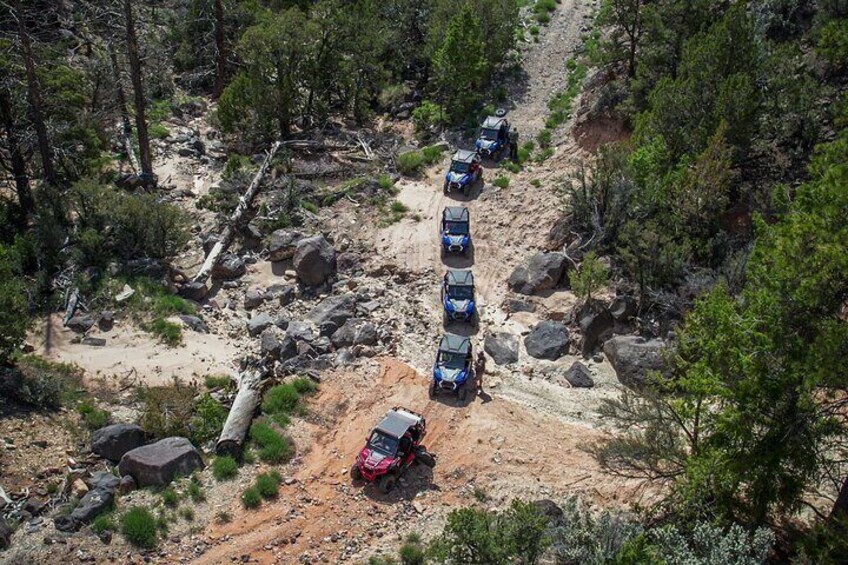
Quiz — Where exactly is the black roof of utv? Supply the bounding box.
[439,333,471,355]
[443,206,469,223]
[445,269,474,287]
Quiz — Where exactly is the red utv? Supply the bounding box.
[350,407,436,493]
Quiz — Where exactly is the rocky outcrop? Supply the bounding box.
[564,361,594,388]
[293,235,336,286]
[268,229,304,262]
[54,472,120,532]
[577,302,614,355]
[118,437,204,488]
[508,252,567,295]
[179,281,208,301]
[66,315,95,333]
[247,313,274,337]
[603,336,666,388]
[91,424,146,462]
[484,332,519,365]
[211,254,246,280]
[308,294,356,328]
[524,322,570,360]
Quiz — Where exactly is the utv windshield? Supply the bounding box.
[480,127,500,140]
[447,285,474,300]
[438,350,467,370]
[367,430,399,456]
[444,221,469,235]
[450,160,470,174]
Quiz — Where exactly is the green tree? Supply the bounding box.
[0,246,27,365]
[430,4,488,121]
[571,252,609,302]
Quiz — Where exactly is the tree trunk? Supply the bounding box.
[191,140,281,283]
[123,0,154,182]
[215,367,269,457]
[831,475,848,523]
[109,47,139,173]
[0,87,32,213]
[14,0,57,186]
[213,0,226,99]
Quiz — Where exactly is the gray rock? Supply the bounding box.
[179,282,208,301]
[89,472,120,492]
[259,328,282,359]
[603,336,666,388]
[91,424,146,462]
[484,332,519,365]
[578,302,614,355]
[118,437,204,488]
[308,294,356,328]
[66,315,95,333]
[81,337,106,347]
[293,235,337,286]
[244,288,266,310]
[211,254,246,280]
[179,315,209,333]
[524,322,570,360]
[266,284,295,306]
[330,319,358,348]
[505,299,536,314]
[336,252,362,273]
[354,323,378,346]
[533,499,565,527]
[0,519,11,549]
[268,230,304,262]
[286,320,316,342]
[70,487,115,525]
[247,313,273,337]
[610,295,638,322]
[508,252,567,295]
[312,336,334,355]
[98,311,114,332]
[564,361,594,388]
[119,475,136,494]
[123,258,165,277]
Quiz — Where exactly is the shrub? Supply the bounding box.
[390,200,409,214]
[250,421,294,464]
[179,507,195,521]
[291,377,317,394]
[255,471,282,499]
[145,318,182,347]
[535,0,557,13]
[571,251,609,302]
[187,478,205,502]
[300,200,318,214]
[212,456,238,481]
[535,12,551,24]
[241,486,262,509]
[90,512,116,534]
[492,176,510,188]
[121,507,158,548]
[422,145,444,165]
[204,374,231,390]
[379,83,409,110]
[411,100,445,131]
[223,154,252,180]
[77,401,110,430]
[261,384,300,420]
[377,174,396,192]
[530,179,542,188]
[190,393,227,444]
[138,381,196,440]
[397,150,425,176]
[501,161,520,173]
[149,123,170,139]
[549,496,642,564]
[152,294,195,317]
[535,147,555,162]
[0,356,82,409]
[537,128,553,147]
[160,487,179,508]
[529,25,540,36]
[399,542,425,565]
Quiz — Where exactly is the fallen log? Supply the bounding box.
[215,366,270,458]
[191,140,281,283]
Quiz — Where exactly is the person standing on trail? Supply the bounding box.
[475,351,486,391]
[509,128,519,162]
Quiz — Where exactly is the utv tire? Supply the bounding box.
[416,449,436,468]
[350,465,362,480]
[429,380,437,399]
[458,386,468,402]
[443,182,449,195]
[379,475,396,494]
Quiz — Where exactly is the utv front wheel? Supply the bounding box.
[350,465,362,480]
[458,386,468,402]
[378,475,396,494]
[429,381,437,399]
[416,449,436,468]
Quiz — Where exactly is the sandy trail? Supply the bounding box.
[194,359,643,564]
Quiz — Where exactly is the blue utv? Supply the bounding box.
[430,333,473,401]
[475,115,510,160]
[441,206,471,255]
[443,149,482,196]
[442,269,477,324]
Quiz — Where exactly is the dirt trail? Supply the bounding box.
[194,359,644,564]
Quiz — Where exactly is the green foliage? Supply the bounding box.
[428,499,550,564]
[261,383,301,424]
[536,129,552,148]
[816,18,848,68]
[422,145,444,164]
[397,150,425,176]
[399,541,425,565]
[640,522,773,564]
[190,393,228,444]
[77,401,110,430]
[241,486,262,509]
[571,252,609,301]
[90,512,116,535]
[160,487,179,508]
[0,356,83,409]
[291,376,317,394]
[187,477,205,503]
[548,496,642,564]
[546,63,587,129]
[0,246,28,365]
[492,176,510,188]
[138,381,196,440]
[145,318,183,347]
[223,154,253,180]
[149,123,170,140]
[250,421,294,464]
[179,507,195,521]
[212,456,239,482]
[121,507,158,548]
[412,101,446,131]
[204,374,232,390]
[255,471,282,499]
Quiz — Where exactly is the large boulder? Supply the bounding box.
[484,332,519,365]
[91,424,146,462]
[247,313,274,337]
[577,302,614,355]
[54,472,119,532]
[331,319,377,348]
[508,252,567,295]
[244,288,266,310]
[308,294,356,328]
[118,437,204,488]
[268,229,304,262]
[179,281,208,302]
[66,315,96,333]
[260,328,297,360]
[603,336,666,388]
[564,361,594,388]
[293,235,336,286]
[524,322,570,360]
[211,254,246,280]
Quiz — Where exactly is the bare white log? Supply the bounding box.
[191,140,281,283]
[215,367,269,458]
